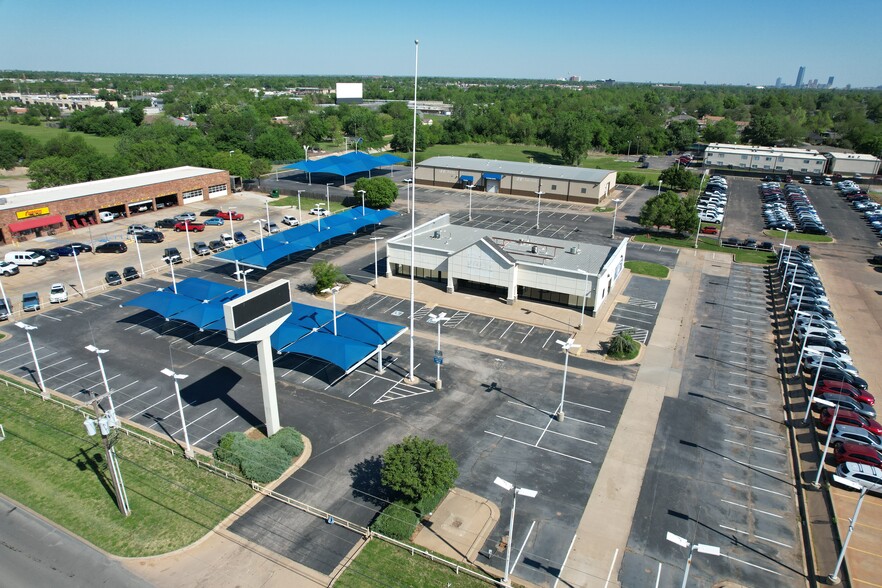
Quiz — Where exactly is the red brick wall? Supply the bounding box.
[0,170,229,244]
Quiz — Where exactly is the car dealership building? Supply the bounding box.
[0,166,231,245]
[386,213,628,315]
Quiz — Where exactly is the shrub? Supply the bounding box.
[311,260,350,293]
[381,436,458,502]
[240,443,291,483]
[608,330,639,360]
[414,487,447,518]
[273,427,305,458]
[370,501,420,540]
[617,171,645,185]
[214,427,305,483]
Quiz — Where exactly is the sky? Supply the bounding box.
[2,0,880,88]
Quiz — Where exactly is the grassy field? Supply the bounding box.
[0,121,120,156]
[763,229,834,243]
[334,539,497,588]
[0,379,253,557]
[633,233,776,265]
[624,260,670,279]
[391,143,660,182]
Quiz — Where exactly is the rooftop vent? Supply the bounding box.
[569,246,580,254]
[432,230,441,239]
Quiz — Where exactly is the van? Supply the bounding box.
[5,251,46,267]
[99,211,115,223]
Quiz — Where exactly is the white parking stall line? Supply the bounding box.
[124,315,163,331]
[172,408,217,436]
[118,287,141,294]
[542,331,557,349]
[729,308,766,317]
[52,368,104,390]
[727,382,751,389]
[720,499,784,519]
[609,312,654,325]
[221,344,251,360]
[132,393,176,418]
[36,356,68,370]
[499,321,515,339]
[563,228,578,240]
[98,293,122,301]
[720,453,787,475]
[553,533,579,588]
[480,318,495,334]
[726,424,785,440]
[385,298,405,313]
[560,414,606,428]
[723,478,790,497]
[726,395,768,406]
[41,362,90,383]
[564,399,612,413]
[0,341,31,353]
[484,431,591,464]
[549,226,565,238]
[615,306,657,318]
[62,306,83,314]
[495,415,598,445]
[366,295,388,310]
[40,314,62,322]
[193,416,239,446]
[114,386,158,409]
[721,554,783,577]
[0,347,50,365]
[80,300,103,307]
[727,360,747,367]
[347,377,375,397]
[725,439,785,456]
[155,323,193,339]
[718,525,792,549]
[520,326,534,344]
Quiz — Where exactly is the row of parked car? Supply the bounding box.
[835,180,882,242]
[697,175,729,224]
[760,181,828,235]
[778,249,882,492]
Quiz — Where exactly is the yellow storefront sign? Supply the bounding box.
[16,207,50,219]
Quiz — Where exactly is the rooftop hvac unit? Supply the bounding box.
[432,230,441,239]
[531,246,538,253]
[569,246,580,254]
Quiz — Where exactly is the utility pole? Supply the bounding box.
[84,391,130,516]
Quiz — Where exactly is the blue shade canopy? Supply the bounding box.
[284,331,377,372]
[171,301,227,331]
[120,290,200,318]
[173,277,244,303]
[319,314,406,347]
[280,151,406,177]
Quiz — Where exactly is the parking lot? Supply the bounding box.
[620,264,807,587]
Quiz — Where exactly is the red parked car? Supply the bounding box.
[216,210,245,221]
[834,442,882,468]
[818,380,875,406]
[174,221,205,232]
[819,408,882,435]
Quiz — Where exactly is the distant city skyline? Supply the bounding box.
[3,0,880,88]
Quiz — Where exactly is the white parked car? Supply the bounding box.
[834,462,882,494]
[221,233,236,248]
[282,215,299,226]
[260,220,281,234]
[309,206,330,217]
[49,283,68,303]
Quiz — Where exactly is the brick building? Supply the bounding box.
[0,167,230,244]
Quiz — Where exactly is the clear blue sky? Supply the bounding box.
[3,0,880,87]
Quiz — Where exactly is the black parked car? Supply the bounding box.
[105,270,122,286]
[122,266,140,281]
[200,208,221,217]
[233,231,248,244]
[154,218,177,229]
[95,241,128,254]
[813,367,869,391]
[26,248,59,261]
[723,237,739,247]
[136,230,165,243]
[51,243,92,256]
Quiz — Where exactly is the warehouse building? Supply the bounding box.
[415,156,617,204]
[704,143,827,175]
[824,152,881,177]
[0,166,230,245]
[386,213,627,316]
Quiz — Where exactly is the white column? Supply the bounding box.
[256,337,281,436]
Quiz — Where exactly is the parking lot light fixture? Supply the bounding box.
[555,337,580,421]
[782,229,789,246]
[403,178,413,214]
[428,312,449,390]
[85,345,117,420]
[133,231,145,280]
[795,331,819,378]
[16,323,46,397]
[780,261,798,293]
[406,39,419,386]
[657,180,663,195]
[240,268,254,294]
[787,283,805,343]
[326,183,332,212]
[321,285,341,335]
[296,190,303,224]
[228,207,237,236]
[802,350,826,423]
[166,257,178,294]
[184,220,192,262]
[611,198,622,239]
[253,219,264,251]
[494,476,537,586]
[776,244,792,271]
[370,237,384,288]
[466,183,475,221]
[812,398,839,488]
[72,248,86,298]
[535,190,545,229]
[161,368,193,459]
[0,274,8,315]
[265,200,271,235]
[666,532,721,588]
[827,475,870,584]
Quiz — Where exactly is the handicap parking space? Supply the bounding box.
[608,276,669,345]
[620,264,806,587]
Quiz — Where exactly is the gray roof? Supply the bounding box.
[0,166,225,211]
[419,156,615,184]
[391,216,616,275]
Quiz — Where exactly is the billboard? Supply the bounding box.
[223,279,292,343]
[336,82,363,103]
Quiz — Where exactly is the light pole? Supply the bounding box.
[535,190,545,230]
[161,368,193,458]
[554,337,580,421]
[611,198,622,238]
[240,268,254,294]
[322,285,341,335]
[494,476,537,587]
[133,232,145,279]
[776,243,792,272]
[466,183,475,221]
[227,206,237,237]
[253,219,264,251]
[802,350,826,422]
[326,183,332,213]
[403,178,413,214]
[657,180,663,195]
[72,248,86,297]
[167,258,178,294]
[627,140,631,158]
[666,532,721,588]
[407,38,419,385]
[781,261,798,293]
[303,145,312,184]
[184,220,192,262]
[228,150,234,157]
[264,200,271,235]
[782,229,789,246]
[85,344,117,424]
[428,312,449,390]
[812,397,839,488]
[296,190,303,225]
[827,475,876,584]
[795,329,816,377]
[15,323,45,397]
[358,189,366,216]
[0,274,9,319]
[788,283,805,343]
[577,270,591,329]
[371,237,384,288]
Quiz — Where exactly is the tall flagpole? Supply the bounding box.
[407,39,419,384]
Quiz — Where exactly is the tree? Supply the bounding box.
[353,177,398,209]
[659,166,699,192]
[311,260,350,293]
[672,196,699,235]
[381,436,458,502]
[638,190,682,232]
[701,119,738,144]
[545,111,595,165]
[27,156,82,188]
[742,113,783,146]
[667,119,699,151]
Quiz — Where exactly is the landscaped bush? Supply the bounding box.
[214,427,305,483]
[617,171,645,185]
[607,330,640,360]
[370,501,420,540]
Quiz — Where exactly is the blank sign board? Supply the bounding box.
[224,279,292,343]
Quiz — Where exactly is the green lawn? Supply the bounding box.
[763,229,834,243]
[624,260,670,279]
[390,143,660,182]
[0,121,120,157]
[633,233,776,265]
[0,379,253,557]
[334,539,497,588]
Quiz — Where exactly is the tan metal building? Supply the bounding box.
[415,156,617,204]
[824,152,881,177]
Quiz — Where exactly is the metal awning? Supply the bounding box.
[8,214,65,233]
[460,175,474,183]
[128,199,152,206]
[483,173,503,180]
